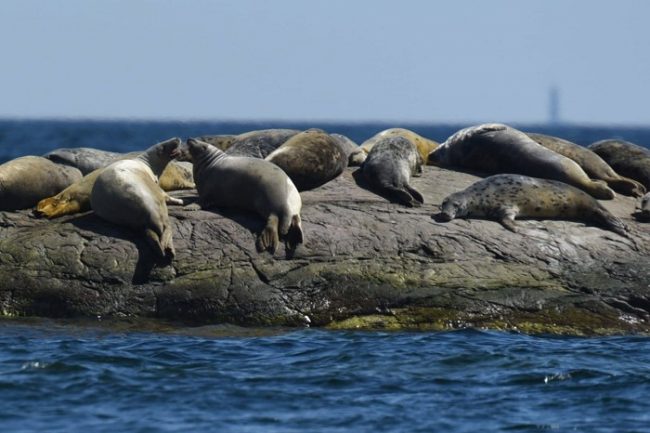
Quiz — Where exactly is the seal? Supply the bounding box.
[636,192,650,222]
[428,123,615,200]
[527,132,645,197]
[43,147,122,175]
[90,138,183,259]
[588,139,650,190]
[36,157,194,219]
[360,128,439,165]
[436,174,627,236]
[361,135,424,207]
[265,129,348,191]
[226,129,301,158]
[177,138,303,254]
[330,133,367,166]
[0,156,82,211]
[193,134,237,152]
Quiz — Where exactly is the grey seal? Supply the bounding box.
[588,139,650,190]
[527,132,645,197]
[225,129,301,158]
[361,135,424,207]
[428,123,615,200]
[330,133,367,166]
[177,138,303,254]
[43,147,122,175]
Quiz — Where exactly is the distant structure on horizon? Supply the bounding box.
[548,86,561,125]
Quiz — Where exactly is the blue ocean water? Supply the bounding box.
[1,321,650,433]
[2,119,650,432]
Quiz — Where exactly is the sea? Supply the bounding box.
[2,119,650,433]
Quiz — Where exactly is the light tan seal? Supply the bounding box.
[527,132,645,197]
[265,129,348,191]
[0,156,82,211]
[360,128,439,165]
[90,138,182,259]
[428,123,615,200]
[361,135,424,207]
[36,158,194,219]
[176,138,303,254]
[437,174,627,236]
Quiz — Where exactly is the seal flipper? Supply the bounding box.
[405,185,424,204]
[145,228,166,258]
[606,177,646,198]
[585,180,616,200]
[256,214,280,254]
[591,206,628,237]
[285,214,304,252]
[498,207,518,232]
[383,186,421,207]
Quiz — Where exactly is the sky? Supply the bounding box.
[1,0,649,125]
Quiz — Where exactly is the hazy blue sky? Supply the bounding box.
[1,0,649,124]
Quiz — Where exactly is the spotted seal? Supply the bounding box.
[361,135,424,207]
[177,138,303,254]
[436,174,627,236]
[90,138,182,259]
[428,123,615,200]
[527,132,645,197]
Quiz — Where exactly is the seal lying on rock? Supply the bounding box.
[36,158,194,219]
[636,192,650,222]
[0,156,82,211]
[178,138,303,254]
[360,128,438,165]
[226,129,301,158]
[527,132,645,197]
[90,138,183,259]
[437,174,627,236]
[361,135,424,207]
[429,123,615,200]
[588,139,650,190]
[265,129,348,191]
[330,133,367,166]
[192,134,237,152]
[43,147,122,175]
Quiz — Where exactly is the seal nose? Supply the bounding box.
[435,211,453,222]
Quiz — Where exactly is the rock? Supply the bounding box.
[1,166,650,335]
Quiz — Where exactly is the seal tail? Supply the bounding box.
[284,214,304,253]
[256,214,280,254]
[591,205,628,237]
[405,185,424,204]
[383,186,422,207]
[606,177,646,198]
[584,180,616,200]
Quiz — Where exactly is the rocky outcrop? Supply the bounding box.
[1,167,650,335]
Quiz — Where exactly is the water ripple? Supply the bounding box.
[1,323,650,432]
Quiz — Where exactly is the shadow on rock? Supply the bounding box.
[67,212,168,285]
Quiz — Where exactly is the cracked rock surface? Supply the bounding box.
[1,166,650,335]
